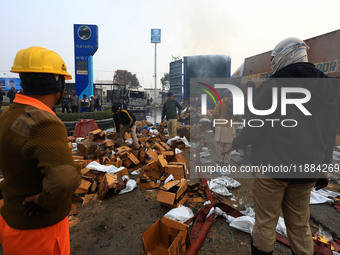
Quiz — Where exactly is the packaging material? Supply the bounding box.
[333,151,340,161]
[140,174,161,190]
[310,189,334,204]
[157,179,188,208]
[98,173,125,199]
[229,216,255,234]
[207,177,241,197]
[165,163,187,180]
[119,176,137,194]
[164,174,174,184]
[175,148,183,154]
[276,217,287,236]
[86,161,125,174]
[164,205,194,223]
[313,225,334,250]
[166,136,190,148]
[141,216,189,255]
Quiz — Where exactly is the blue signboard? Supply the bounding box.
[0,78,21,91]
[74,24,98,98]
[151,29,161,43]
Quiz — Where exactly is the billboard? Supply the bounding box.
[74,24,99,98]
[0,78,21,91]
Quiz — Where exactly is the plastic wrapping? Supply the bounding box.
[164,205,194,223]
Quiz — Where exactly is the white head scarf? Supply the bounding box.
[270,37,309,74]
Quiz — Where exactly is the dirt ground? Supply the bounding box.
[68,174,295,255]
[1,131,338,254]
[68,132,294,255]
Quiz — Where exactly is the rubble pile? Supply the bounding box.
[68,121,197,207]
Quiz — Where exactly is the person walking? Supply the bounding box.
[70,90,79,113]
[7,87,16,104]
[112,105,140,149]
[0,87,5,110]
[89,95,95,112]
[61,91,71,113]
[224,37,340,255]
[213,89,235,164]
[0,46,81,254]
[161,91,181,138]
[80,94,90,113]
[95,95,102,111]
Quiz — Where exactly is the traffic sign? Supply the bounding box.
[151,28,161,43]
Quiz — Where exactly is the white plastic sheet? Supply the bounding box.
[166,136,190,148]
[164,205,194,223]
[130,170,140,175]
[164,174,174,184]
[207,177,241,197]
[229,216,255,234]
[310,188,340,204]
[119,178,137,195]
[175,148,183,154]
[333,151,340,161]
[125,138,133,145]
[86,161,125,174]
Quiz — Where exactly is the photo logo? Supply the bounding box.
[199,83,311,128]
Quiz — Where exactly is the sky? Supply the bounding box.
[1,0,340,89]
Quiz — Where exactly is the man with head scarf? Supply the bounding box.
[213,89,235,165]
[224,37,340,255]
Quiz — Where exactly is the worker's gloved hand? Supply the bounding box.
[22,202,44,217]
[314,173,329,190]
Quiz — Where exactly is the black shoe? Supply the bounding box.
[251,238,273,255]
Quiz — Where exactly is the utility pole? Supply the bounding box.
[154,43,157,102]
[151,28,161,104]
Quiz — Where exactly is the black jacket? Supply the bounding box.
[113,109,136,133]
[232,63,340,182]
[0,90,5,101]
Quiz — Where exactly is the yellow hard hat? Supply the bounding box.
[10,46,72,80]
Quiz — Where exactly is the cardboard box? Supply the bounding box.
[74,179,92,195]
[141,161,162,180]
[142,216,189,255]
[140,174,161,190]
[158,154,168,168]
[164,163,187,180]
[157,179,188,208]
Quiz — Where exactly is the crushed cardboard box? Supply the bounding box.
[157,179,188,208]
[142,216,189,255]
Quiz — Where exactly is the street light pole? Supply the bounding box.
[154,43,157,104]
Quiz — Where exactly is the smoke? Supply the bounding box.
[172,0,237,56]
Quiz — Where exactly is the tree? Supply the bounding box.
[113,70,140,88]
[160,73,170,92]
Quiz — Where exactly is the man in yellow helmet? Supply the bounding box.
[0,47,81,254]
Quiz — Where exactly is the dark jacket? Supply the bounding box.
[0,96,81,229]
[162,99,181,120]
[113,109,136,133]
[0,90,5,101]
[7,90,16,103]
[232,62,340,182]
